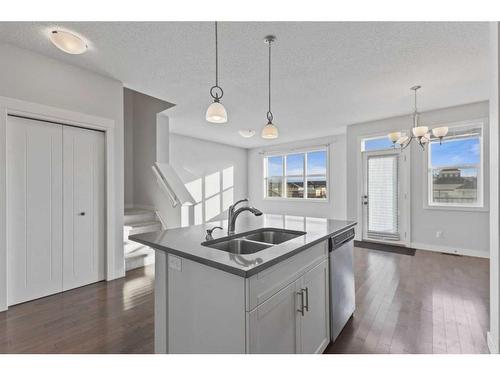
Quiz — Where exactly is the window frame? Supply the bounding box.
[263,147,329,202]
[425,121,485,210]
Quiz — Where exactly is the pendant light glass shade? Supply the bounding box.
[261,122,279,139]
[206,101,227,123]
[432,126,449,138]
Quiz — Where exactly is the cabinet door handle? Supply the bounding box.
[297,290,305,316]
[303,287,309,312]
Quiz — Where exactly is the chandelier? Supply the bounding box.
[388,86,448,150]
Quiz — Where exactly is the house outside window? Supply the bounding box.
[427,122,483,208]
[263,149,328,200]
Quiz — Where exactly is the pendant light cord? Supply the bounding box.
[215,21,218,87]
[267,39,273,123]
[209,21,223,101]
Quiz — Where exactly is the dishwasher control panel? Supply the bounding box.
[330,227,355,250]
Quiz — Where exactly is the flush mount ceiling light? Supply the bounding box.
[238,129,256,138]
[49,30,88,55]
[206,21,228,124]
[388,86,448,150]
[261,35,279,139]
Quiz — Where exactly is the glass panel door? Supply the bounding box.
[362,151,401,242]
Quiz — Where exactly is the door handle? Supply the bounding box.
[303,287,309,312]
[79,212,86,216]
[297,290,305,316]
[362,195,368,205]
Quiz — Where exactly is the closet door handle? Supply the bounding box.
[303,287,309,312]
[79,212,86,216]
[297,290,305,316]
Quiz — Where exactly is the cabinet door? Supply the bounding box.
[248,279,301,353]
[300,259,330,353]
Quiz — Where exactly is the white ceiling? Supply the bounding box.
[0,22,490,148]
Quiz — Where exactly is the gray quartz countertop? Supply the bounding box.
[129,214,356,278]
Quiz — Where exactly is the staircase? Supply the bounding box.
[124,208,163,271]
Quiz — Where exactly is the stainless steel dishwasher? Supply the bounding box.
[329,227,356,342]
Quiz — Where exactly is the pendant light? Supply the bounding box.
[388,85,448,150]
[261,35,279,139]
[206,21,228,124]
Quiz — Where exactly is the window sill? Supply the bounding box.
[423,204,489,213]
[263,197,330,203]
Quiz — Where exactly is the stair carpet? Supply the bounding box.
[124,208,163,272]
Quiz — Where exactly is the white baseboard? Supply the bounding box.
[410,242,489,259]
[487,331,499,354]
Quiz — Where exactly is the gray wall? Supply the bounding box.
[0,42,126,279]
[123,88,175,226]
[247,135,347,219]
[346,101,490,257]
[170,133,248,226]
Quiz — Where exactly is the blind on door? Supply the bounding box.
[367,154,400,241]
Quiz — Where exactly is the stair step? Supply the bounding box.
[126,221,162,236]
[124,208,157,225]
[125,247,155,271]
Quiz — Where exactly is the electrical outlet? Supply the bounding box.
[436,231,443,238]
[168,255,182,271]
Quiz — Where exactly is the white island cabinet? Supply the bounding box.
[155,240,330,354]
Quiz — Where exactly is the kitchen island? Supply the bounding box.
[130,214,356,354]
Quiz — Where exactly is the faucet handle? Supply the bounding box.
[206,226,223,241]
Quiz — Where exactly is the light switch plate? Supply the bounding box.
[168,255,182,271]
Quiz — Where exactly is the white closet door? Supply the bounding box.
[7,116,63,305]
[62,126,105,291]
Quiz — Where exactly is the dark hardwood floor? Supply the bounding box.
[0,247,489,354]
[0,266,154,353]
[326,248,489,354]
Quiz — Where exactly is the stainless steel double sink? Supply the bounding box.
[201,228,306,255]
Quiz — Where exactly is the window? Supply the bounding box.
[428,123,483,208]
[264,149,328,200]
[361,136,396,152]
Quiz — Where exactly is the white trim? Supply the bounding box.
[411,241,489,259]
[487,331,499,354]
[355,132,411,246]
[0,96,118,312]
[359,145,411,248]
[262,146,329,201]
[424,119,487,211]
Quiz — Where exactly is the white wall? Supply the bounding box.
[247,135,347,219]
[0,42,126,308]
[346,101,490,257]
[488,21,499,354]
[169,133,248,226]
